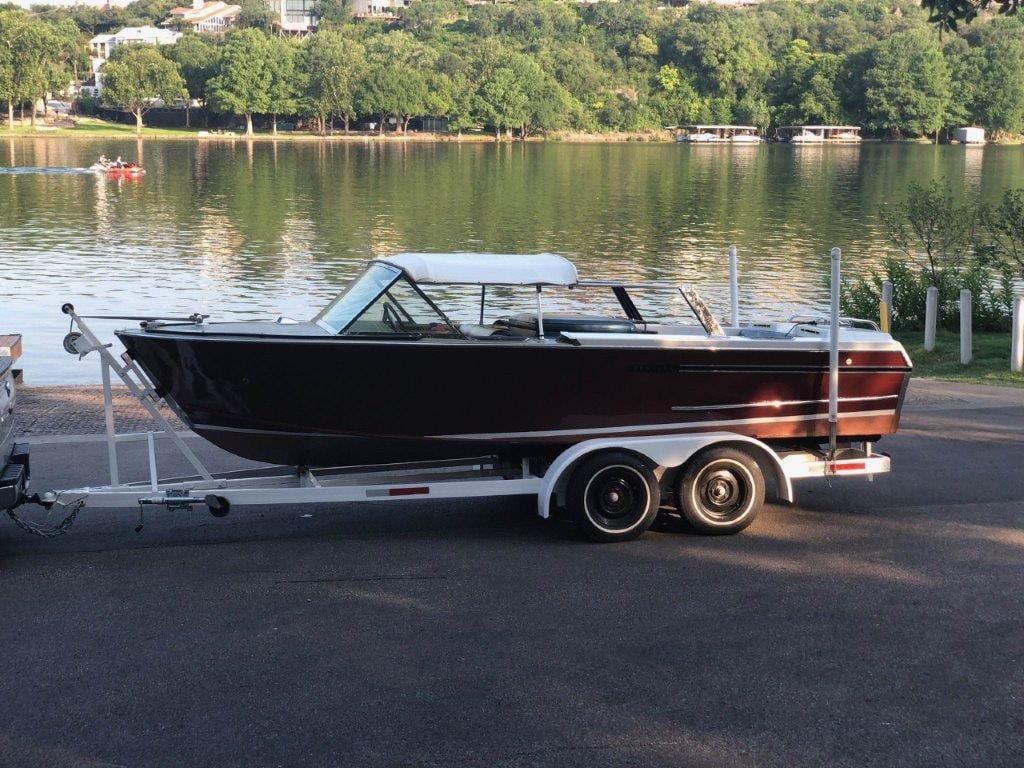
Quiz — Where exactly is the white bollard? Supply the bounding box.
[1012,280,1024,373]
[881,280,893,330]
[924,286,939,352]
[960,289,972,365]
[728,245,739,328]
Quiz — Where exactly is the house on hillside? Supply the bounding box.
[164,0,241,34]
[84,26,182,96]
[351,0,410,20]
[88,26,182,60]
[266,0,318,34]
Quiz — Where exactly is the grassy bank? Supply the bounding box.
[895,330,1024,387]
[3,117,669,142]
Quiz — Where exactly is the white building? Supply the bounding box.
[165,0,241,34]
[266,0,318,34]
[89,26,182,61]
[953,127,986,145]
[351,0,410,19]
[84,27,182,96]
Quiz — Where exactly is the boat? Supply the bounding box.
[115,253,912,468]
[89,161,146,177]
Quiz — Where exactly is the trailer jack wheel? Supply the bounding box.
[205,495,230,517]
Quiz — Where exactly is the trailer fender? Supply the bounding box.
[537,432,792,519]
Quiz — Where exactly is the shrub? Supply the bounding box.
[841,256,1013,332]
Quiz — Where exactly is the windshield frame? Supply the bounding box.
[314,263,464,338]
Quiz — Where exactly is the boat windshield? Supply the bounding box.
[315,263,461,337]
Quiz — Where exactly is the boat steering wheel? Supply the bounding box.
[382,303,405,332]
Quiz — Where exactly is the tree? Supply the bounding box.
[0,11,22,129]
[165,34,219,127]
[267,36,298,134]
[237,0,277,31]
[101,44,187,134]
[357,33,433,134]
[299,29,364,133]
[7,15,55,127]
[357,61,429,134]
[978,188,1024,277]
[445,71,477,136]
[311,0,351,26]
[769,39,843,126]
[880,180,973,286]
[973,36,1024,136]
[166,34,219,104]
[862,31,951,138]
[207,29,274,136]
[666,6,772,112]
[650,65,705,127]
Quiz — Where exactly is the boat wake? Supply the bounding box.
[0,166,99,176]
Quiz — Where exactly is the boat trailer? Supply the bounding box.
[1,249,894,541]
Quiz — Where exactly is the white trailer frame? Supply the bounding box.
[4,248,892,536]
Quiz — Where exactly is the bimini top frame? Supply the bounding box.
[370,253,726,339]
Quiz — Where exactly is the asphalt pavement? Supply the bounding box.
[1,380,1022,768]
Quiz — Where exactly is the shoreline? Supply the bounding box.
[5,125,1023,145]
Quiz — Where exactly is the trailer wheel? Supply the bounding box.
[568,451,660,542]
[675,447,764,534]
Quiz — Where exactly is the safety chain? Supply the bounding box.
[5,497,85,537]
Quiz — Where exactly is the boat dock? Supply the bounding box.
[676,125,763,144]
[777,125,862,143]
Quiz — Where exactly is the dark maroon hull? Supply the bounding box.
[118,330,911,467]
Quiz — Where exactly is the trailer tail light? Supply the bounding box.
[366,486,430,498]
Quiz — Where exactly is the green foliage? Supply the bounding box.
[207,29,275,133]
[299,29,364,131]
[863,31,951,136]
[101,44,187,133]
[977,188,1024,276]
[165,34,219,102]
[7,0,1024,138]
[770,39,843,125]
[842,256,1013,332]
[237,0,278,31]
[880,180,974,285]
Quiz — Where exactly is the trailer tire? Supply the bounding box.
[567,451,660,543]
[675,447,764,534]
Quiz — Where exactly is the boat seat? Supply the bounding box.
[495,313,638,337]
[458,322,515,339]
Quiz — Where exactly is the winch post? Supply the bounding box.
[827,247,841,470]
[101,357,119,486]
[63,305,214,482]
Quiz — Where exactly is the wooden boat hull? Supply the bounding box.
[118,329,912,467]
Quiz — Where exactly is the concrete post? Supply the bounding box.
[728,245,739,329]
[924,286,939,352]
[1012,279,1024,373]
[960,289,972,365]
[881,280,893,330]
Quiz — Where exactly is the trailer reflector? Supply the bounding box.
[366,486,431,498]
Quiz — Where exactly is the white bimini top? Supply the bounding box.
[375,253,579,286]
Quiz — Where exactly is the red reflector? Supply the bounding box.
[830,462,867,472]
[389,486,429,497]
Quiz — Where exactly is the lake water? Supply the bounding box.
[1,137,1021,384]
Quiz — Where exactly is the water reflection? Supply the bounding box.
[1,138,1022,384]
